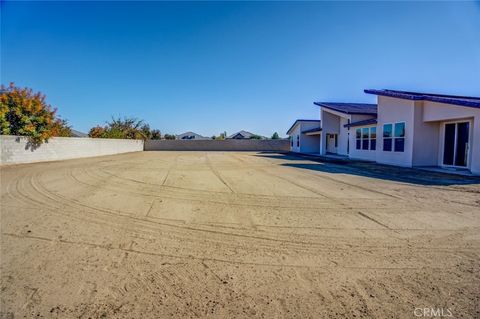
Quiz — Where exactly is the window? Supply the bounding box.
[290,136,293,147]
[356,127,376,151]
[394,122,405,152]
[383,124,393,151]
[362,128,369,150]
[370,127,377,150]
[383,122,405,152]
[296,135,299,147]
[356,129,361,150]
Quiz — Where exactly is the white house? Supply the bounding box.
[290,89,480,175]
[313,103,377,157]
[176,132,209,140]
[362,89,480,175]
[286,120,321,153]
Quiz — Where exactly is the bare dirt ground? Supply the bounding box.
[1,151,479,318]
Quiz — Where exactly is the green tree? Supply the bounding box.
[89,117,155,140]
[0,83,71,145]
[151,129,161,140]
[271,132,280,139]
[164,134,176,140]
[249,134,262,140]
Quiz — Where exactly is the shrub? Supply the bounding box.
[89,117,160,140]
[0,83,71,145]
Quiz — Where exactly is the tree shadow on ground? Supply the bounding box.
[255,152,480,186]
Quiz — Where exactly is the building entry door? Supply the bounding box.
[443,121,470,167]
[326,134,338,154]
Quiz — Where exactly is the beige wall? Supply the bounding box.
[348,124,377,162]
[376,96,415,167]
[1,136,144,165]
[411,101,440,166]
[145,139,290,152]
[424,101,480,174]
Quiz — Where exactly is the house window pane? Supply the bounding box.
[356,139,361,150]
[362,139,369,150]
[356,129,361,139]
[394,138,405,152]
[395,122,405,137]
[370,127,376,139]
[383,124,393,138]
[383,138,392,151]
[370,139,376,150]
[362,128,369,139]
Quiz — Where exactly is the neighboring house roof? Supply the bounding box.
[301,127,322,134]
[286,119,320,135]
[227,130,262,139]
[364,89,480,109]
[176,131,208,140]
[314,102,378,115]
[71,129,88,137]
[344,118,378,128]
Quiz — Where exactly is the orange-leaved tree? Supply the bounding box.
[0,83,71,145]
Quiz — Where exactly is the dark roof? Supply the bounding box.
[301,127,322,134]
[227,130,265,139]
[344,118,377,128]
[286,119,320,135]
[314,102,377,115]
[364,89,480,108]
[71,129,88,137]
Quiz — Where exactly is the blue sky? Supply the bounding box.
[2,1,480,137]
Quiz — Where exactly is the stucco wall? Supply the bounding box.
[376,96,415,167]
[320,109,341,155]
[424,101,480,174]
[411,101,440,166]
[348,124,377,162]
[1,135,144,165]
[145,139,290,152]
[288,125,301,153]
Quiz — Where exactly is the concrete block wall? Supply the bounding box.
[145,139,290,152]
[1,135,144,164]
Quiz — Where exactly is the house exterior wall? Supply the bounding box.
[287,121,320,153]
[423,101,480,175]
[338,117,349,156]
[411,101,440,166]
[320,109,342,155]
[288,125,301,153]
[348,124,377,161]
[375,96,415,167]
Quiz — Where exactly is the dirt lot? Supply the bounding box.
[1,151,479,318]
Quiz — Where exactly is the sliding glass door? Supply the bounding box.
[443,121,470,167]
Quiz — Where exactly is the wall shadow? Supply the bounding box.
[255,152,480,186]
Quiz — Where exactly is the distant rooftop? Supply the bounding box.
[365,89,480,108]
[227,130,264,139]
[314,102,377,115]
[71,129,88,137]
